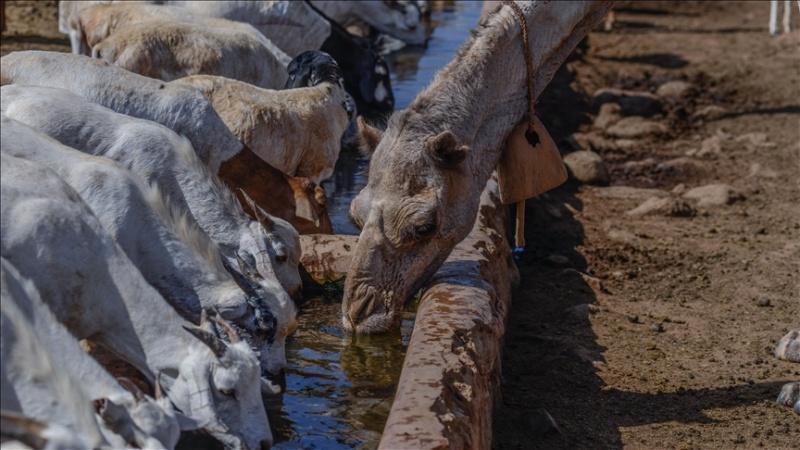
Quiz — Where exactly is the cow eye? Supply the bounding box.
[219,389,236,399]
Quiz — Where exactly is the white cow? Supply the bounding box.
[79,3,290,89]
[173,53,350,183]
[1,258,180,449]
[311,0,426,45]
[2,85,299,374]
[0,51,292,288]
[0,152,273,450]
[0,114,255,330]
[165,0,331,58]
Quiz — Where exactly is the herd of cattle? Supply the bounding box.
[0,1,428,449]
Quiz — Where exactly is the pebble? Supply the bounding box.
[656,80,695,100]
[606,116,668,139]
[692,105,727,121]
[593,102,622,129]
[563,150,610,185]
[626,196,696,217]
[683,183,745,207]
[650,323,665,333]
[627,314,642,324]
[592,88,663,117]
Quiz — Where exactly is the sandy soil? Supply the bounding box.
[3,1,798,449]
[494,2,799,449]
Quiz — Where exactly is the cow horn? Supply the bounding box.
[238,188,275,231]
[118,377,145,402]
[211,314,241,344]
[183,326,227,358]
[154,372,164,400]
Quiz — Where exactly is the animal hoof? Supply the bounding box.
[775,329,800,362]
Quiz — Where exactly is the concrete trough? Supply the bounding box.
[299,177,517,449]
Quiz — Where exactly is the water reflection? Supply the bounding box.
[275,2,484,448]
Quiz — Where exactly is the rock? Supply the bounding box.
[736,132,777,149]
[693,135,722,157]
[656,80,695,100]
[606,116,668,139]
[755,298,771,307]
[622,158,657,173]
[776,382,800,411]
[775,330,800,362]
[592,88,663,117]
[593,103,622,129]
[692,105,727,121]
[563,150,609,185]
[672,183,687,195]
[655,157,704,174]
[627,315,641,324]
[683,184,745,207]
[626,196,696,217]
[560,268,607,294]
[595,186,669,200]
[650,323,665,333]
[748,163,778,179]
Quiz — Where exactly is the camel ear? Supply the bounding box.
[425,130,468,169]
[357,117,383,156]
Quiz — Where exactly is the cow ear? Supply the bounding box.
[425,130,468,169]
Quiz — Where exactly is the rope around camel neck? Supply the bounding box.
[502,0,536,128]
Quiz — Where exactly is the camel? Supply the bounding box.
[342,0,613,334]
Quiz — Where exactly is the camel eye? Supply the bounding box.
[413,222,436,238]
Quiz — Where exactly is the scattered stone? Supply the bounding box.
[606,116,668,139]
[692,105,727,121]
[560,268,608,294]
[563,150,609,185]
[683,183,745,207]
[775,330,800,362]
[698,135,722,156]
[656,80,695,100]
[592,88,663,117]
[626,196,696,217]
[748,162,778,179]
[650,323,665,333]
[596,186,669,200]
[656,157,704,174]
[756,298,771,307]
[593,103,622,129]
[736,132,775,149]
[546,254,570,266]
[627,314,641,324]
[672,183,687,195]
[622,158,657,173]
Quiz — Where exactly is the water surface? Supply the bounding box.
[273,2,484,448]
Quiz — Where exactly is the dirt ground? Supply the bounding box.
[3,1,798,449]
[494,2,799,449]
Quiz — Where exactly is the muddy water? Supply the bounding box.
[272,2,483,448]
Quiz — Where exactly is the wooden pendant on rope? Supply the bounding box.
[496,1,567,250]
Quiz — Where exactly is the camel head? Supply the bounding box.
[343,111,481,334]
